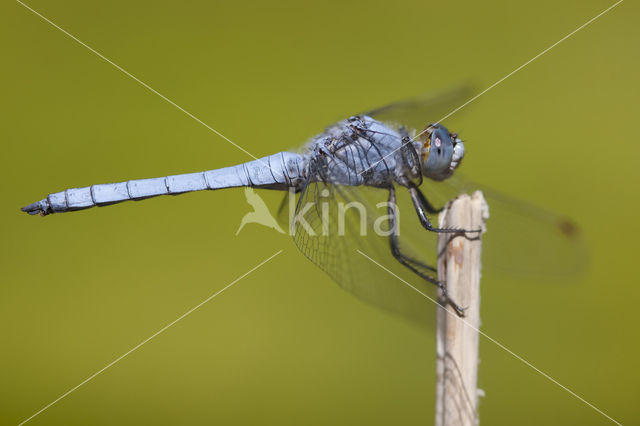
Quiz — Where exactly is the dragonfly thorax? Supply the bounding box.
[419,123,465,181]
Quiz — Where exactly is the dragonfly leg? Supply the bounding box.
[407,182,442,214]
[409,185,481,234]
[387,187,466,317]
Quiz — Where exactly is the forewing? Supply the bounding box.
[412,175,588,279]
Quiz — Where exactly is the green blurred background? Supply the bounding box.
[2,0,638,424]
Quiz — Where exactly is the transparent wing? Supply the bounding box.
[293,180,441,329]
[364,86,473,132]
[412,175,588,279]
[291,173,587,327]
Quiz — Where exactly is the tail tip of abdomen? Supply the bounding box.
[21,200,51,216]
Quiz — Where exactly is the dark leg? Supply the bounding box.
[408,182,442,214]
[409,185,481,234]
[386,187,465,317]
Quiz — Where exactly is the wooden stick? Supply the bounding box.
[435,191,489,426]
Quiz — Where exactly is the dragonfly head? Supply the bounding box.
[419,123,465,181]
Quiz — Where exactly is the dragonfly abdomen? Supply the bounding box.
[21,152,305,216]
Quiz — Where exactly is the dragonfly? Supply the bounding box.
[21,90,585,326]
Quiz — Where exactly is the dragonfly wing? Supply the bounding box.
[413,175,589,279]
[364,86,473,132]
[293,180,442,329]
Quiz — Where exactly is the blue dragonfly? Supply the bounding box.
[22,90,585,326]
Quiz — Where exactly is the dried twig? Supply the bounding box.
[435,191,489,426]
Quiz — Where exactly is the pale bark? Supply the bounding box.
[435,191,488,426]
